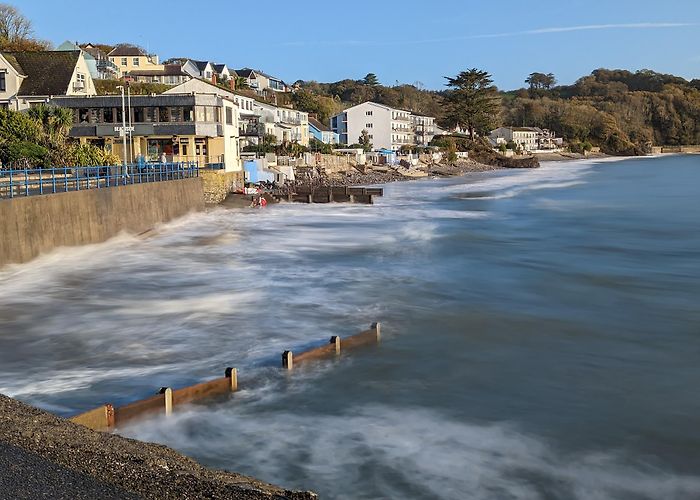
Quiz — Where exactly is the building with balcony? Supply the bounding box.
[331,101,436,151]
[164,79,308,149]
[0,50,96,110]
[58,41,120,81]
[80,43,120,79]
[234,68,289,94]
[411,114,436,146]
[489,127,561,151]
[49,93,241,172]
[125,64,192,86]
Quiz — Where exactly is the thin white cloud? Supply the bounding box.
[281,22,697,47]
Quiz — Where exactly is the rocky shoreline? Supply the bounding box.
[0,394,316,500]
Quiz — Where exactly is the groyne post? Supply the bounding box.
[282,351,293,370]
[225,367,238,391]
[159,387,174,416]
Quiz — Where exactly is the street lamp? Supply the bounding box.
[116,85,128,179]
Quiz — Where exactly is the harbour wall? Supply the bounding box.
[0,178,204,267]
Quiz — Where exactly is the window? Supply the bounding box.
[366,111,373,116]
[0,72,5,91]
[365,123,373,129]
[133,57,140,66]
[121,58,128,66]
[226,107,233,125]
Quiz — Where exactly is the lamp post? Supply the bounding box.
[127,82,134,166]
[116,85,128,179]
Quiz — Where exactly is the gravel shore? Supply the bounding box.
[0,394,316,500]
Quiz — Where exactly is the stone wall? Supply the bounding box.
[199,170,244,204]
[0,178,204,267]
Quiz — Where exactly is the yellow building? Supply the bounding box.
[108,45,163,77]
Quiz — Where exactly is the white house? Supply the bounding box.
[331,101,434,151]
[0,50,96,110]
[182,60,215,81]
[164,78,309,151]
[490,127,560,151]
[212,64,231,82]
[411,114,436,146]
[234,68,288,94]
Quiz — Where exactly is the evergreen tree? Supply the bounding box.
[363,73,379,86]
[443,69,501,140]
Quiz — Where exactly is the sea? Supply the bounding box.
[1,154,699,499]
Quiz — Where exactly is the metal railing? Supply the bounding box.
[0,162,199,200]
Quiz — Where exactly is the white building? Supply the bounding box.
[411,114,436,147]
[331,101,436,151]
[0,50,96,110]
[165,79,309,150]
[489,127,560,151]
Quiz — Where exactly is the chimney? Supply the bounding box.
[229,79,235,91]
[212,73,217,85]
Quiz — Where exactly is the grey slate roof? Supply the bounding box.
[308,116,330,132]
[3,51,80,96]
[191,60,211,72]
[108,46,145,57]
[2,53,25,75]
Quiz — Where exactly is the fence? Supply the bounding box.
[0,162,199,200]
[70,323,380,432]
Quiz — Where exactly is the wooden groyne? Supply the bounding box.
[70,323,381,432]
[275,186,384,205]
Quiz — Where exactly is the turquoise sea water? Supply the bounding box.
[1,155,699,499]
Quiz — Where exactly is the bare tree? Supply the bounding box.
[0,3,32,42]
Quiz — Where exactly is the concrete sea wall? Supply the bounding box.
[0,178,205,267]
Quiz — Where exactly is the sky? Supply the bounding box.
[16,0,700,90]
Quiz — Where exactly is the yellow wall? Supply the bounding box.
[109,55,163,75]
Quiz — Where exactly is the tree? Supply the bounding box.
[233,76,250,91]
[525,72,557,90]
[0,3,30,42]
[443,69,501,140]
[359,129,372,152]
[363,73,379,86]
[0,3,50,51]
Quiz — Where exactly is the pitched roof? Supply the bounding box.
[4,51,80,96]
[190,60,211,72]
[308,116,330,132]
[108,46,145,57]
[1,53,25,75]
[127,64,189,77]
[212,63,227,73]
[235,68,255,78]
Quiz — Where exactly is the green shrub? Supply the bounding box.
[0,141,50,167]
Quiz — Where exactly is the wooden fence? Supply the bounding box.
[70,324,380,431]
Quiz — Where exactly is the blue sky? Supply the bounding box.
[17,0,700,90]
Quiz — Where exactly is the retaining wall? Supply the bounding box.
[199,170,244,204]
[0,177,204,267]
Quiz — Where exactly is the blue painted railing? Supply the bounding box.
[0,162,199,200]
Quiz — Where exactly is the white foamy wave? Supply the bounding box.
[124,404,700,500]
